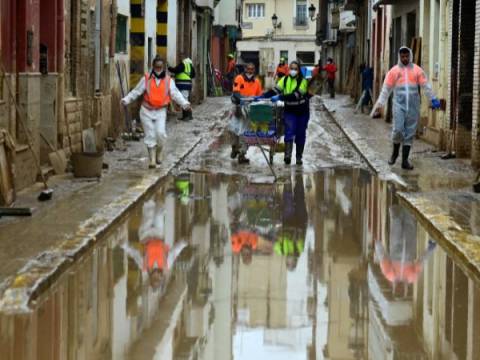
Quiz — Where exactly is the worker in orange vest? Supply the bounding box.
[275,57,289,80]
[122,56,191,169]
[229,62,263,164]
[225,53,236,91]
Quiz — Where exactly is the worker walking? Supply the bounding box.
[275,57,289,80]
[168,54,195,121]
[371,46,441,170]
[229,62,263,164]
[225,53,236,92]
[122,56,191,169]
[261,61,309,165]
[323,58,337,98]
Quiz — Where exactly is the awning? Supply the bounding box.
[373,0,397,11]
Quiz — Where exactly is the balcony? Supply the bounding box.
[293,17,309,29]
[194,0,215,10]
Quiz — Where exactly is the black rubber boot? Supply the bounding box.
[296,143,305,165]
[284,142,293,165]
[230,145,239,159]
[402,145,414,170]
[238,153,250,164]
[388,143,401,165]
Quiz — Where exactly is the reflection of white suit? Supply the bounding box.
[124,199,186,274]
[139,199,166,243]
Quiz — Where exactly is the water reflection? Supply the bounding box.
[1,170,480,360]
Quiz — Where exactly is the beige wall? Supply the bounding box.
[241,0,317,38]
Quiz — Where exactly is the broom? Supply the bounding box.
[0,61,53,201]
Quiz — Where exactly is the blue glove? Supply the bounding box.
[431,98,441,110]
[253,95,264,101]
[271,95,281,103]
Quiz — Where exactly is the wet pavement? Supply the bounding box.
[2,170,480,360]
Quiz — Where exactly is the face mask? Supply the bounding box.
[153,70,164,78]
[245,73,254,79]
[290,70,298,77]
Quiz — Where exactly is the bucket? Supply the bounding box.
[71,152,104,178]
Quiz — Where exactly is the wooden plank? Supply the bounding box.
[0,140,14,206]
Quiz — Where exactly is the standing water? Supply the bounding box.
[0,169,479,360]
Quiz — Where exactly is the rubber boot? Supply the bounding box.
[284,142,293,165]
[230,145,239,159]
[147,147,156,169]
[402,145,414,170]
[296,143,305,165]
[179,110,193,121]
[238,153,250,164]
[388,143,401,165]
[156,145,162,165]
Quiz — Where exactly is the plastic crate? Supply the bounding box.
[249,103,273,123]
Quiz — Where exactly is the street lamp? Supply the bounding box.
[308,4,317,21]
[272,13,279,28]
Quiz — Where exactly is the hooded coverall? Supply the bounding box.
[374,47,436,146]
[122,72,190,152]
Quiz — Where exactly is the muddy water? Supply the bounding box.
[1,169,480,360]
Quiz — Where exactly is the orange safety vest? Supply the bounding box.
[143,73,171,109]
[233,74,263,97]
[231,231,259,253]
[144,239,170,272]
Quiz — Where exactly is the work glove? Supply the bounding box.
[231,93,242,105]
[271,95,281,103]
[431,98,441,110]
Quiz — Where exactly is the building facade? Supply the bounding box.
[236,0,322,82]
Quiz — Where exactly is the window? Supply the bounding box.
[247,4,265,19]
[296,51,315,65]
[116,15,128,54]
[296,0,307,26]
[280,50,288,63]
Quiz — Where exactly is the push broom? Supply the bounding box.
[0,61,53,201]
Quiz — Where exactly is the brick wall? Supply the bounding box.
[64,99,84,155]
[472,0,480,167]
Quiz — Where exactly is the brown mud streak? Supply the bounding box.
[0,135,210,314]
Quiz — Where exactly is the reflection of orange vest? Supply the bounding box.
[144,239,169,271]
[143,74,171,108]
[231,231,258,253]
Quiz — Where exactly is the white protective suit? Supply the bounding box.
[122,74,190,148]
[372,47,436,145]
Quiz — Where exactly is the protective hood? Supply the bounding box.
[398,46,413,67]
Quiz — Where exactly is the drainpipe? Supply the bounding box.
[110,0,117,57]
[94,0,102,93]
[57,0,65,147]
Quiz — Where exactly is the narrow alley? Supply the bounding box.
[1,0,480,359]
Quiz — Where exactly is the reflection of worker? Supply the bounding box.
[276,175,308,271]
[231,231,273,265]
[121,56,191,168]
[124,198,187,289]
[371,47,441,170]
[229,62,263,164]
[376,204,436,290]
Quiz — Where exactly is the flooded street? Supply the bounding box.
[2,169,480,360]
